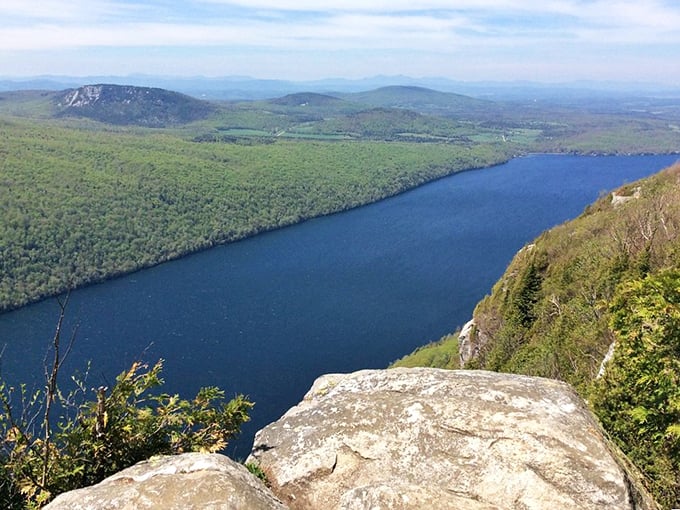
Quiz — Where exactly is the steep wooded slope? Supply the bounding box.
[469,164,680,384]
[0,118,511,313]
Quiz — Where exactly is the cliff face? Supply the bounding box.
[45,368,656,510]
[54,84,214,126]
[462,164,680,387]
[397,164,680,506]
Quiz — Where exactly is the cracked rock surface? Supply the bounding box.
[248,368,655,510]
[44,452,287,510]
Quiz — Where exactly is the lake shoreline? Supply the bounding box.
[3,149,679,316]
[0,155,513,315]
[2,153,677,457]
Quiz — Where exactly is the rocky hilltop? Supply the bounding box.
[46,368,656,510]
[55,84,214,126]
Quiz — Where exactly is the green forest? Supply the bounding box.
[2,83,679,313]
[0,116,512,312]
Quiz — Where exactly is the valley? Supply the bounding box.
[2,80,680,508]
[1,83,679,313]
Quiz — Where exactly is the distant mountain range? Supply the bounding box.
[2,83,495,129]
[3,81,680,145]
[2,75,679,102]
[1,81,523,131]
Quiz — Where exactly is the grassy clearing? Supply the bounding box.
[390,333,460,369]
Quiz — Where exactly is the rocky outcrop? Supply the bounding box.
[611,186,641,207]
[55,84,214,126]
[44,369,657,510]
[457,317,495,367]
[249,368,656,510]
[458,318,477,366]
[44,452,286,510]
[597,340,617,378]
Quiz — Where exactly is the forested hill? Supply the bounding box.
[268,92,346,107]
[394,163,680,507]
[1,81,679,313]
[54,84,216,126]
[0,117,513,313]
[339,85,494,114]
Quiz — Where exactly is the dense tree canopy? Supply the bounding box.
[0,117,513,312]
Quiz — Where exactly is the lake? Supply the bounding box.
[0,153,677,457]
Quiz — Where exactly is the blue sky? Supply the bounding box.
[2,0,680,84]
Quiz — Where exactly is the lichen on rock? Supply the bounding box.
[248,368,656,510]
[44,452,287,510]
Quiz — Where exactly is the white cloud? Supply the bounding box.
[0,13,507,53]
[0,23,255,50]
[3,0,678,51]
[0,0,85,18]
[1,0,679,82]
[198,0,549,11]
[0,0,138,22]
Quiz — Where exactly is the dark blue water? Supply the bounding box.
[0,154,676,457]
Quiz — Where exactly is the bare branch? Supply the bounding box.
[41,291,74,488]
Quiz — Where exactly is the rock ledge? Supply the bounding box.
[249,368,655,510]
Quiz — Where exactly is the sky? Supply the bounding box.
[2,0,680,85]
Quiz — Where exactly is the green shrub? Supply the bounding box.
[0,359,252,508]
[591,269,680,508]
[244,461,268,485]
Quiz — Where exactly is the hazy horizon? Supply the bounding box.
[2,1,680,86]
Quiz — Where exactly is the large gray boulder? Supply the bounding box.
[248,368,656,510]
[44,452,287,510]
